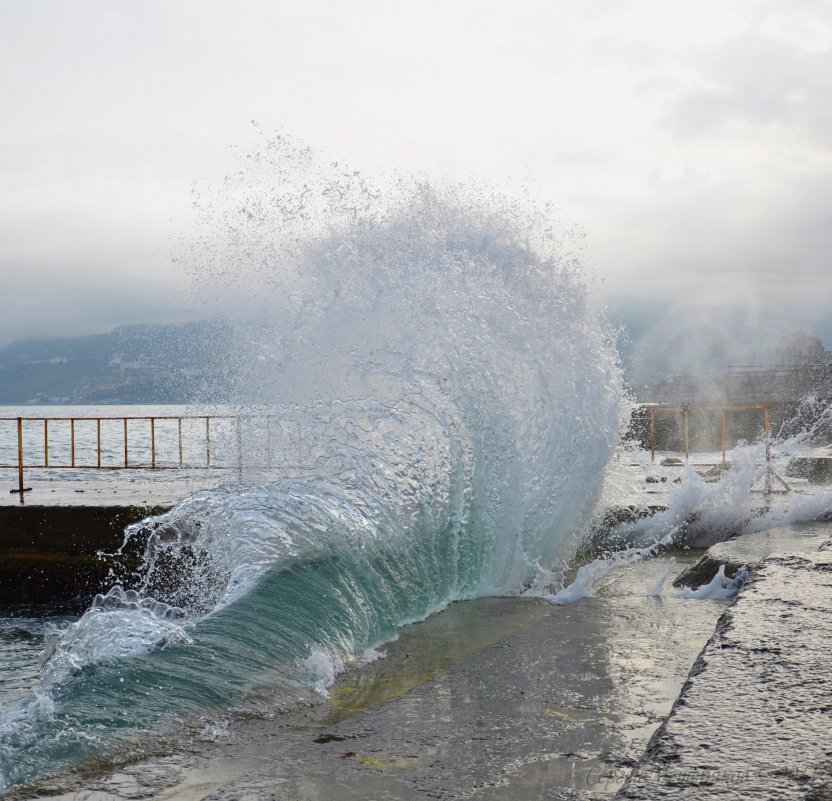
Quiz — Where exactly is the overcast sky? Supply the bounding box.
[1,0,831,361]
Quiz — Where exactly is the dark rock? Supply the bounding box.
[577,504,667,558]
[673,553,746,589]
[785,457,832,484]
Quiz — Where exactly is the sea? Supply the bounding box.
[1,150,831,798]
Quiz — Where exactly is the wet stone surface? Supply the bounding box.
[13,555,729,801]
[618,543,832,801]
[673,520,830,589]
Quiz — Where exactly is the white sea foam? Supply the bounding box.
[304,649,342,697]
[38,586,192,686]
[358,647,387,666]
[542,402,831,605]
[532,525,679,604]
[674,564,749,600]
[197,717,230,742]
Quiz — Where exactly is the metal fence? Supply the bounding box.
[2,414,284,500]
[637,402,790,492]
[641,403,772,465]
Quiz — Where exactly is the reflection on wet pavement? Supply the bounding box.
[15,553,731,801]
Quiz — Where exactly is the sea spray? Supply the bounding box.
[542,406,832,605]
[530,520,681,604]
[674,565,749,600]
[0,144,625,790]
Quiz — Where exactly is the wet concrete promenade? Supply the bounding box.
[7,552,727,801]
[618,521,832,800]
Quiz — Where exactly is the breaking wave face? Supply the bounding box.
[0,139,625,789]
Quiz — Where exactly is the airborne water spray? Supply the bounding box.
[0,136,625,790]
[537,399,832,605]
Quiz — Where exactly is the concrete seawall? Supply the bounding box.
[0,470,225,610]
[0,504,170,610]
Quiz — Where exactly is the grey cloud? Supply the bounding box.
[1,261,187,347]
[662,32,832,143]
[598,157,832,320]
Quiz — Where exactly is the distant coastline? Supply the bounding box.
[0,321,233,405]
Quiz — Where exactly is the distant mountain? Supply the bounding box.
[0,321,234,404]
[3,311,829,405]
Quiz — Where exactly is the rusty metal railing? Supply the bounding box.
[2,414,281,502]
[640,403,771,466]
[640,403,790,493]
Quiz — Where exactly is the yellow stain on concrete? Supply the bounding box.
[330,667,441,715]
[357,755,410,770]
[543,708,571,720]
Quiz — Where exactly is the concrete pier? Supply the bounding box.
[0,467,235,609]
[0,503,171,609]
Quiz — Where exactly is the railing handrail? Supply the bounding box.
[639,402,772,468]
[0,414,243,422]
[4,413,284,501]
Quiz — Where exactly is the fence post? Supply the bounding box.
[17,417,24,496]
[10,417,31,501]
[649,409,656,462]
[764,405,772,495]
[150,417,157,468]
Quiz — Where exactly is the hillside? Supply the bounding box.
[0,321,234,404]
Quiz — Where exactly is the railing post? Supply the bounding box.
[124,418,129,467]
[764,405,772,495]
[763,405,771,464]
[206,416,211,466]
[150,417,157,468]
[96,419,102,468]
[649,409,656,462]
[43,419,49,468]
[178,418,183,466]
[17,417,24,496]
[683,407,689,462]
[71,418,76,467]
[10,417,31,501]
